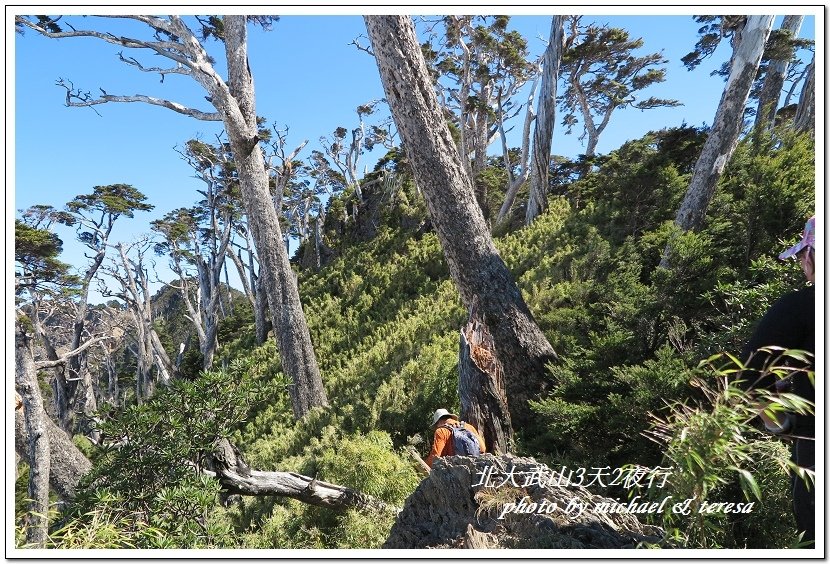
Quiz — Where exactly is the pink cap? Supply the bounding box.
[779,216,815,259]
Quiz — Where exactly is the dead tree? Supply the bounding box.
[17,15,328,418]
[208,438,397,514]
[753,15,804,133]
[793,54,815,134]
[526,15,565,225]
[661,15,774,266]
[15,316,50,548]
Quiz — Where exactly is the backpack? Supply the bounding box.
[443,421,482,457]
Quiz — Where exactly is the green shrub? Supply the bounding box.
[642,353,813,548]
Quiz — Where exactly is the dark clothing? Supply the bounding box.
[741,285,815,546]
[791,438,815,546]
[740,286,815,437]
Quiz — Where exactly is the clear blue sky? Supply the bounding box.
[11,10,818,300]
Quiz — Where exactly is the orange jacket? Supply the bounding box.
[425,418,486,467]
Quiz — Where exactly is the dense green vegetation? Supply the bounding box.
[20,126,814,549]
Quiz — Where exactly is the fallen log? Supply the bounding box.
[208,438,398,514]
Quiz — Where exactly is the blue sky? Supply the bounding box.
[10,10,818,300]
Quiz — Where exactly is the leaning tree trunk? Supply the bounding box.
[15,318,50,548]
[223,17,327,418]
[526,15,565,225]
[365,15,558,428]
[661,15,774,267]
[754,15,804,133]
[458,308,513,454]
[793,54,814,134]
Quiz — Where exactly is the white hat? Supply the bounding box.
[431,408,458,426]
[779,216,815,260]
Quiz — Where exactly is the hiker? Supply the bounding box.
[425,408,486,468]
[740,215,815,546]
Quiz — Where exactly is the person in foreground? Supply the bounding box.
[741,216,816,547]
[425,408,486,468]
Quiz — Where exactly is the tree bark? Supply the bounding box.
[458,309,513,455]
[365,15,557,428]
[754,15,804,133]
[15,318,51,548]
[526,16,565,225]
[661,15,774,267]
[15,404,92,501]
[222,17,328,417]
[254,268,271,344]
[793,54,814,134]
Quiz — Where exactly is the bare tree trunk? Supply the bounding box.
[661,15,774,267]
[458,309,513,454]
[15,318,50,548]
[365,16,558,428]
[223,260,233,317]
[103,346,120,406]
[228,242,270,344]
[29,305,69,427]
[754,15,804,133]
[15,404,92,501]
[150,330,173,385]
[526,16,565,225]
[223,17,327,417]
[111,242,166,399]
[496,75,538,226]
[793,54,814,134]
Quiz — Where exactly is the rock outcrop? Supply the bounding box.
[385,454,665,549]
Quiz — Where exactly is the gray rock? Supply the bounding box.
[384,454,665,549]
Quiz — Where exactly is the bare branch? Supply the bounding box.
[35,336,109,370]
[56,78,222,121]
[349,36,374,57]
[117,52,190,81]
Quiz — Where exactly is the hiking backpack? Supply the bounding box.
[444,421,482,457]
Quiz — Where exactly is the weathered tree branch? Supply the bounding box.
[57,79,222,121]
[208,438,398,514]
[34,335,109,370]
